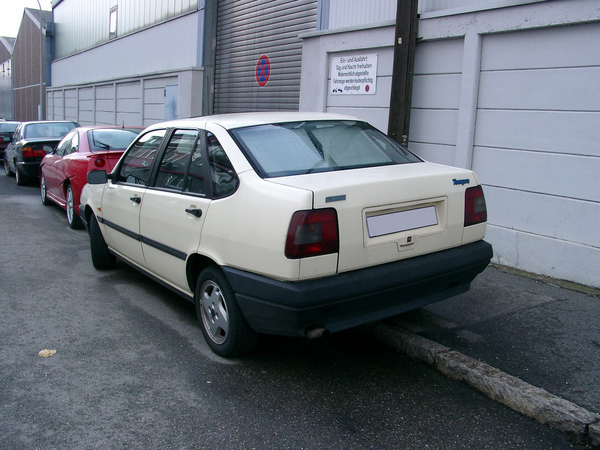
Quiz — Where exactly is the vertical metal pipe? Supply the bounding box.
[37,0,45,120]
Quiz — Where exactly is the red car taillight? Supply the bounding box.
[285,209,339,259]
[464,185,487,226]
[94,157,106,168]
[22,146,46,158]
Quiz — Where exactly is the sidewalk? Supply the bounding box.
[362,265,600,447]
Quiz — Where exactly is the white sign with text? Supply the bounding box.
[330,54,378,95]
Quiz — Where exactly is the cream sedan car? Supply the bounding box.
[80,112,492,357]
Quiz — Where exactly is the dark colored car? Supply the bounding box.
[40,126,142,228]
[0,121,20,160]
[4,121,79,185]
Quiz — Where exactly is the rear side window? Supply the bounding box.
[208,132,238,198]
[155,129,200,193]
[55,131,76,157]
[230,120,421,178]
[117,129,166,186]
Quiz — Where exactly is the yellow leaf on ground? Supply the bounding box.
[38,349,57,358]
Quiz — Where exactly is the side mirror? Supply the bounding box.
[87,170,109,184]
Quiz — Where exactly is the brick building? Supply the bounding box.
[12,8,52,121]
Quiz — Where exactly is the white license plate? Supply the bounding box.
[366,206,438,238]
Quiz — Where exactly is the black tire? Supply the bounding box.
[66,184,83,229]
[195,266,257,357]
[15,164,27,186]
[40,174,52,205]
[4,158,13,177]
[89,214,116,270]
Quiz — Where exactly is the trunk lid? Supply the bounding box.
[88,151,126,172]
[269,162,478,273]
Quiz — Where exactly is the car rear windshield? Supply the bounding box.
[87,129,141,152]
[0,122,19,133]
[24,122,76,139]
[229,120,422,178]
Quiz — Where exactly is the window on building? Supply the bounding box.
[109,7,118,39]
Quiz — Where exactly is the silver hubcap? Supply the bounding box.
[67,188,74,223]
[200,281,229,344]
[41,176,46,200]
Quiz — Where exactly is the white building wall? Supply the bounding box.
[48,8,205,126]
[299,22,396,132]
[328,0,396,29]
[51,11,203,87]
[300,0,600,288]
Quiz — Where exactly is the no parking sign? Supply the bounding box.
[256,55,270,87]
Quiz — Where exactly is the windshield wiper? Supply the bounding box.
[90,131,111,149]
[306,129,324,158]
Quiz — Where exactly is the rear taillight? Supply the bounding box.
[94,158,106,168]
[285,209,339,259]
[464,185,487,226]
[22,146,46,158]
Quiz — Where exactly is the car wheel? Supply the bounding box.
[195,266,258,357]
[66,185,83,229]
[40,174,52,205]
[4,158,13,177]
[15,164,26,186]
[89,214,116,270]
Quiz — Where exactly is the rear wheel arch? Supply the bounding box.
[186,253,218,293]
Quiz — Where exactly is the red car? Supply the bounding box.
[40,126,142,228]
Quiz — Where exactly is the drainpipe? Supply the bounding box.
[37,0,45,120]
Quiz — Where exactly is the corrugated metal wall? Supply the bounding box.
[54,0,199,59]
[0,60,12,119]
[214,0,317,113]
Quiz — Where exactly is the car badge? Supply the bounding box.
[453,178,470,186]
[326,195,346,203]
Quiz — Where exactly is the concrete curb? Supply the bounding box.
[360,322,600,447]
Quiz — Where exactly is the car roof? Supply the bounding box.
[75,125,144,131]
[146,112,362,131]
[22,121,78,126]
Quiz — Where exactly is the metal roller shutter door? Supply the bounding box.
[214,0,317,113]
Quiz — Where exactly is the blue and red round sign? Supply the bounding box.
[256,55,270,87]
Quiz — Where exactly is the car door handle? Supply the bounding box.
[130,196,141,204]
[185,208,202,218]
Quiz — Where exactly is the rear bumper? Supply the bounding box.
[224,240,493,337]
[16,161,41,178]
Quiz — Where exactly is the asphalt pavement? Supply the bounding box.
[362,264,600,447]
[2,174,598,448]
